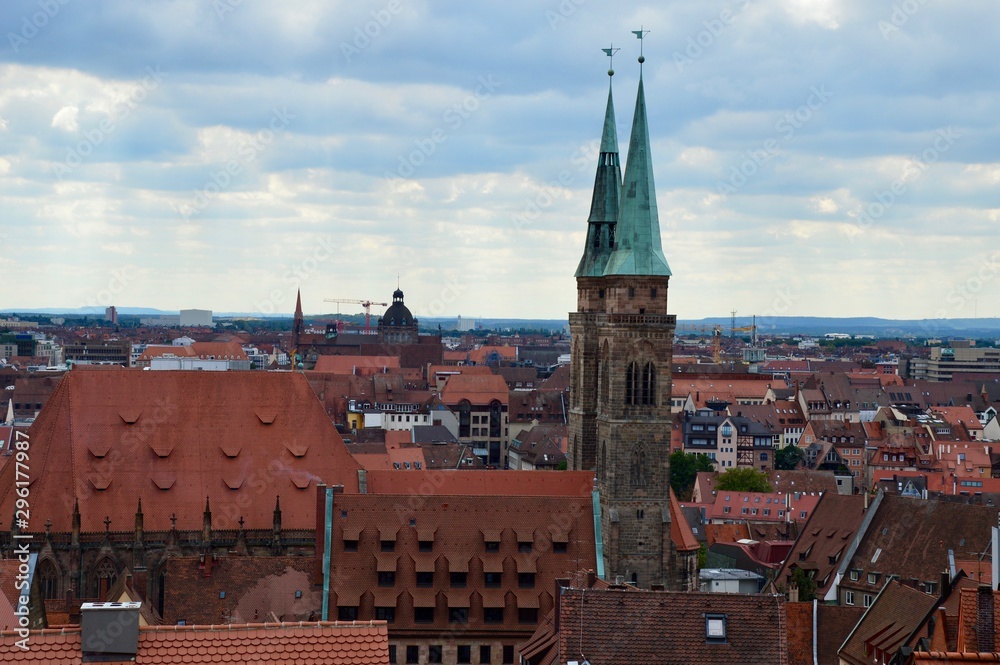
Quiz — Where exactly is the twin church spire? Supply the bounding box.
[576,34,672,279]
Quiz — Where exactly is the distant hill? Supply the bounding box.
[3,309,999,338]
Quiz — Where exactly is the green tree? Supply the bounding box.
[789,566,817,602]
[774,445,804,470]
[669,450,716,501]
[715,467,773,493]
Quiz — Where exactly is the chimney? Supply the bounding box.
[358,469,368,494]
[81,602,140,660]
[978,585,995,653]
[788,581,799,603]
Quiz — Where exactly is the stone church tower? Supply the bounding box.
[569,50,679,589]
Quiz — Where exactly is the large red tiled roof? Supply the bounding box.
[363,470,594,497]
[0,621,388,663]
[0,370,361,533]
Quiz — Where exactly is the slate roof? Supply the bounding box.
[0,370,362,533]
[0,621,388,663]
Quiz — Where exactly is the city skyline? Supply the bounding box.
[1,1,998,320]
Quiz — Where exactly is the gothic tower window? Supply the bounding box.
[625,361,637,405]
[599,344,610,407]
[572,340,581,407]
[630,445,647,487]
[641,362,656,406]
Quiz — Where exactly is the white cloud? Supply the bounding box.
[50,105,79,132]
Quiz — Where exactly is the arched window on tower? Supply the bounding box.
[599,345,610,408]
[630,445,647,487]
[625,361,637,405]
[38,559,59,600]
[572,341,581,407]
[641,362,656,406]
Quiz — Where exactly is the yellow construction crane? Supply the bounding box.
[324,298,389,334]
[675,324,723,363]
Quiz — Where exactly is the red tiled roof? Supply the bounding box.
[312,356,400,374]
[363,470,594,497]
[840,581,937,665]
[0,621,388,663]
[439,374,509,405]
[772,493,867,599]
[669,488,699,552]
[139,341,248,362]
[0,370,361,533]
[556,588,788,664]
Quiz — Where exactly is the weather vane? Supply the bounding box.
[602,44,620,77]
[632,26,650,65]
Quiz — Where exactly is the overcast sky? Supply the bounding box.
[1,0,998,321]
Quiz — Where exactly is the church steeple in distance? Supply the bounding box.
[575,45,623,279]
[603,29,671,278]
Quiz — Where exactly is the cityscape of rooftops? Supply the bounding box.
[3,2,1000,664]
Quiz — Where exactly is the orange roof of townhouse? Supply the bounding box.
[439,373,510,405]
[139,341,248,362]
[426,364,493,379]
[674,377,788,400]
[0,621,388,664]
[0,369,362,534]
[312,355,400,374]
[933,406,985,435]
[707,490,823,523]
[467,345,517,365]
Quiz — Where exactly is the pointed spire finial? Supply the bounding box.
[170,513,177,529]
[632,27,650,67]
[104,516,111,534]
[602,44,620,78]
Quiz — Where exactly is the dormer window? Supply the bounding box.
[706,614,727,642]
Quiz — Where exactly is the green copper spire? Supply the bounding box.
[575,51,623,278]
[603,52,671,277]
